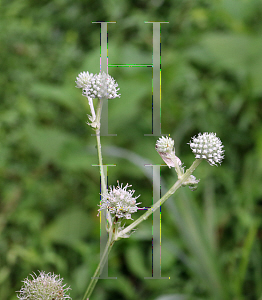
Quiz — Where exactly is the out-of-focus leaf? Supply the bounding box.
[125,244,148,279]
[30,83,81,112]
[154,295,187,300]
[190,33,262,95]
[42,209,90,246]
[25,124,80,163]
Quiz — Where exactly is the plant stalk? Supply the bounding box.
[95,98,107,195]
[117,159,202,239]
[82,236,115,300]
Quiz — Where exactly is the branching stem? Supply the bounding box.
[117,159,202,239]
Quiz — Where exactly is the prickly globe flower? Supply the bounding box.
[99,182,141,220]
[188,132,224,166]
[155,136,174,153]
[75,71,120,99]
[16,271,71,300]
[75,71,93,89]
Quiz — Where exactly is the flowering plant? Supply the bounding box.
[17,71,224,300]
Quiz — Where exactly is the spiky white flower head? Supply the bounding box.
[76,71,120,99]
[16,271,71,300]
[188,132,224,166]
[75,71,94,89]
[155,136,174,153]
[99,182,141,220]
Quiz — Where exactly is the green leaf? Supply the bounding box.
[154,295,187,300]
[43,208,91,246]
[25,124,80,164]
[125,244,148,279]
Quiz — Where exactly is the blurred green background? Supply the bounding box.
[1,0,262,299]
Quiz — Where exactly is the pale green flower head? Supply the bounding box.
[76,71,120,99]
[75,71,94,89]
[16,271,71,300]
[155,136,174,153]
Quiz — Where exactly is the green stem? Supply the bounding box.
[82,237,115,300]
[96,133,106,195]
[95,99,106,195]
[82,98,112,300]
[117,159,202,239]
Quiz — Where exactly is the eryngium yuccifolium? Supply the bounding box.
[99,182,141,220]
[188,132,224,166]
[75,71,120,99]
[16,271,71,300]
[155,136,182,168]
[75,71,93,89]
[155,136,174,153]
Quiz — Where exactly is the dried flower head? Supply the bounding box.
[188,132,224,166]
[182,174,200,191]
[16,271,71,300]
[76,71,120,99]
[99,182,141,220]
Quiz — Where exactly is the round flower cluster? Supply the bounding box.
[188,132,224,166]
[75,71,93,89]
[16,271,71,300]
[99,182,141,220]
[75,71,120,99]
[155,136,174,153]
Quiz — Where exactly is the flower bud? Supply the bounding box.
[155,136,182,169]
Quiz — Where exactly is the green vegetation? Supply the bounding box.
[1,0,262,299]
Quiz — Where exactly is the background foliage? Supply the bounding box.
[1,0,262,299]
